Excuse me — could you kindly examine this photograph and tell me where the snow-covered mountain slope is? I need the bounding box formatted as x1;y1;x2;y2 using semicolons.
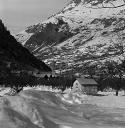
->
16;0;125;73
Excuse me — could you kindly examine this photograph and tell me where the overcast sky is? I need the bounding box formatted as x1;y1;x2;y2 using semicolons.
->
0;0;69;34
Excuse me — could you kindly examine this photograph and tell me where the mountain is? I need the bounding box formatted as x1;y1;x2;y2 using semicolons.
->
16;0;125;74
0;20;51;79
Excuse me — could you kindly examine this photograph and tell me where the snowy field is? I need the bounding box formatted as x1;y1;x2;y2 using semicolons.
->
0;86;125;128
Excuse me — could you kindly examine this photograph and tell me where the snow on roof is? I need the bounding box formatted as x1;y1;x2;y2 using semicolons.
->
76;78;98;85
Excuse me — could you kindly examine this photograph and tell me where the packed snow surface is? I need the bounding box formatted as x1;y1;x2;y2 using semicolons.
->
1;87;125;128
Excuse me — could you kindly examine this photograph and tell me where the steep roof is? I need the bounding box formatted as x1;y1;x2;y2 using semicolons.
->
76;78;98;86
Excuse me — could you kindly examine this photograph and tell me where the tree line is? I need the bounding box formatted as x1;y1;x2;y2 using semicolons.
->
0;71;75;91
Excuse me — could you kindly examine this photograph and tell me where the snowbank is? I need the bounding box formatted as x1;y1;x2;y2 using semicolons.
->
0;90;67;128
57;92;87;104
23;85;62;93
1;90;125;128
0;87;10;96
1;87;125;108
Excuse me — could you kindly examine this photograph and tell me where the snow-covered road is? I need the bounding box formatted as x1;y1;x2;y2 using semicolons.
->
0;89;125;128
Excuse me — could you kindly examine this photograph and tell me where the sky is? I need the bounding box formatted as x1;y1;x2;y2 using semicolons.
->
0;0;69;34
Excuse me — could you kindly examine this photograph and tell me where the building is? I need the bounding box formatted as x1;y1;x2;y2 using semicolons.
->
72;78;98;95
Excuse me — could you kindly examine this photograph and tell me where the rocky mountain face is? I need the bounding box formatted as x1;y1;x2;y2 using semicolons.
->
0;20;51;79
16;0;125;74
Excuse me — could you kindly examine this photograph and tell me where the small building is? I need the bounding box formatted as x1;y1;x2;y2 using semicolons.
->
72;78;98;95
